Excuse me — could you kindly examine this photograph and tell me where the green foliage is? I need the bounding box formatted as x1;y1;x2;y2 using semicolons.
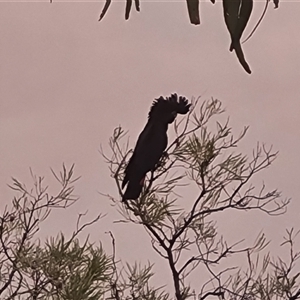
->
0;165;172;300
1;98;300;300
0;165;112;300
102;97;299;300
17;234;113;300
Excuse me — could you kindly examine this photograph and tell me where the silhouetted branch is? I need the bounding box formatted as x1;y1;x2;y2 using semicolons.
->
103;97;294;300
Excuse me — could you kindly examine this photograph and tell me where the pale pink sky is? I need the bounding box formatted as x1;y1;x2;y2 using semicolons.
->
0;0;300;290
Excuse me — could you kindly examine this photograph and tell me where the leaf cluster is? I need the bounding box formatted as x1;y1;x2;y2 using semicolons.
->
0;165;111;300
97;0;280;73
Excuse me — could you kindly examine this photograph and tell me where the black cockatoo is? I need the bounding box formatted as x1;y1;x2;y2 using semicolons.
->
122;94;191;201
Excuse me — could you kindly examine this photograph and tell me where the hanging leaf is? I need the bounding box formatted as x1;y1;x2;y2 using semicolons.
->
125;0;133;19
98;0;278;72
186;0;200;25
99;0;112;21
232;43;252;74
223;0;239;46
223;0;253;73
230;0;253;51
135;0;140;11
99;0;140;21
242;0;269;45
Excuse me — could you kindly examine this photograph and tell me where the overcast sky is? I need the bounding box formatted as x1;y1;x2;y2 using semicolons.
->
0;0;300;292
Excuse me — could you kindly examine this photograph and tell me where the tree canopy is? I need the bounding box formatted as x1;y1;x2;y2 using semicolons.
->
1;99;299;299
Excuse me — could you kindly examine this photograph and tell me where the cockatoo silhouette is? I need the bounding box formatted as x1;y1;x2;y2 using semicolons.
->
122;94;191;201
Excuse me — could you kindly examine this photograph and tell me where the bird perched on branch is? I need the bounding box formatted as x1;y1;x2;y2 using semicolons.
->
122;94;191;201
